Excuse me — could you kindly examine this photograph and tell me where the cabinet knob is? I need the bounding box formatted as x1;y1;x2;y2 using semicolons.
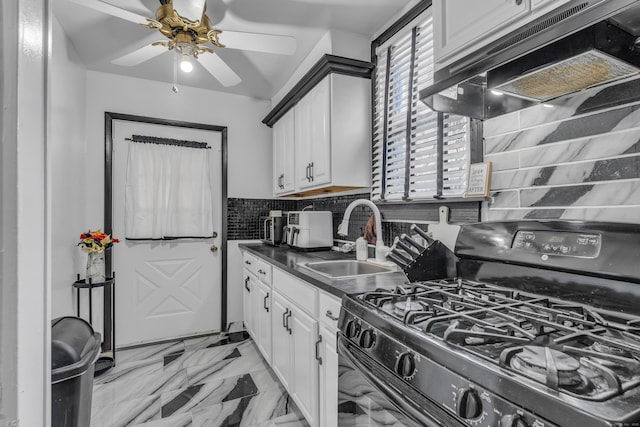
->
515;0;523;4
210;245;218;252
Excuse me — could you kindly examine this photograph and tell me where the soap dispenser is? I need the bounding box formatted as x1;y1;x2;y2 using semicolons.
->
356;228;368;261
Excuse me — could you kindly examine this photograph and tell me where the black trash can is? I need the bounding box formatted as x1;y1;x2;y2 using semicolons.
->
51;316;102;427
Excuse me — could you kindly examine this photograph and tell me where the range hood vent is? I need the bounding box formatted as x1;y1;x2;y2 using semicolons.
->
492;50;640;102
420;0;640;120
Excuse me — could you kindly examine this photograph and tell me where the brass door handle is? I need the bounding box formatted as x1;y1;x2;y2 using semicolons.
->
210;245;218;252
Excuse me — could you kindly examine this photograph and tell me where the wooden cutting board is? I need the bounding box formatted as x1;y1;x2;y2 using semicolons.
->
427;206;461;252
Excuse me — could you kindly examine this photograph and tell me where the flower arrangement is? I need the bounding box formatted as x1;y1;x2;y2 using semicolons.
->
78;229;120;253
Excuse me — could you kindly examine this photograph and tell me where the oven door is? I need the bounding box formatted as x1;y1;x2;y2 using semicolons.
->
338;334;464;427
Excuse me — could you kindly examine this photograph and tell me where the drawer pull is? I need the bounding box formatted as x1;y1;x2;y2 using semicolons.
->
286;311;293;334
325;310;339;321
244;277;250;292
283;308;289;329
264;292;269;312
245;260;252;265
258;269;266;275
315;335;323;365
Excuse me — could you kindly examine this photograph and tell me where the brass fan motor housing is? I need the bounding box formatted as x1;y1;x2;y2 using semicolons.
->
143;0;224;54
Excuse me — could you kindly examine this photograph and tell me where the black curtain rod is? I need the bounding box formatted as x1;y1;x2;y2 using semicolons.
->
126;134;210;149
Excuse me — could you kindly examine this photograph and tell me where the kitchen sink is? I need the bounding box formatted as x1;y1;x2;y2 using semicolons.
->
298;260;395;278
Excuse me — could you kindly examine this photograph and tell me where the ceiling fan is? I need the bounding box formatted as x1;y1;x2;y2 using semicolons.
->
65;0;297;87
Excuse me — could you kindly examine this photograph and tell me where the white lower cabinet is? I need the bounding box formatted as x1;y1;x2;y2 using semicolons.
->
242;254;342;427
242;271;256;337
318;323;338;427
243;256;272;364
271;287;319;427
290;304;319;426
272;292;292;391
255;280;272;364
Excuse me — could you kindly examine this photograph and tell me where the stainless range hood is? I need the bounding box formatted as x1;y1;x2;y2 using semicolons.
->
420;0;640;120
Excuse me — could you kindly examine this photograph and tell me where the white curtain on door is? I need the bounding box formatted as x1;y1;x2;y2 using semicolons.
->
125;141;214;239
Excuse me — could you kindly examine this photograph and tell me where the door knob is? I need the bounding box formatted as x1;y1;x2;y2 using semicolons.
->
210;245;218;252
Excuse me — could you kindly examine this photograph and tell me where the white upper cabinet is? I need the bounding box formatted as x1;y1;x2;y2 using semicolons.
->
433;0;572;68
273;108;295;195
272;73;371;197
295;76;332;190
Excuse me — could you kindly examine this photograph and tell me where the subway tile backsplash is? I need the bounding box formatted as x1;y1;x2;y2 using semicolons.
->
483;77;640;224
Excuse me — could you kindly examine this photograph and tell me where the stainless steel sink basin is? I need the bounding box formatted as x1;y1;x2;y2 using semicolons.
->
299;260;394;278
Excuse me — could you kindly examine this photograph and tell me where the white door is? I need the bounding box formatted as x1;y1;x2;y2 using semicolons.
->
112;120;223;347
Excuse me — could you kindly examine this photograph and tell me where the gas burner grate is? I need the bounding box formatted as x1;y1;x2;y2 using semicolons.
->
357;278;640;399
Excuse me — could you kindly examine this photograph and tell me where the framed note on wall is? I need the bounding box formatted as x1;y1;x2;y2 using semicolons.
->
466;162;492;198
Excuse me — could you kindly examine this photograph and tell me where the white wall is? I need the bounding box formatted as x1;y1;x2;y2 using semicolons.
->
83;71;273;227
272;29;370;106
50;16;88;319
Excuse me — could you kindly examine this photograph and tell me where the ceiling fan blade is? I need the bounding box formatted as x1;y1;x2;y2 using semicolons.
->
217;30;296;55
64;0;149;24
173;0;207;22
198;53;242;87
112;43;166;66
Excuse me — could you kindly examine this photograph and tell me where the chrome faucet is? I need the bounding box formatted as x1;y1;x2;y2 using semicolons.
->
337;199;389;262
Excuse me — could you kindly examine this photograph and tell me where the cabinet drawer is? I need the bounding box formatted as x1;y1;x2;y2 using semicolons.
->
318;291;341;330
273;268;317;316
243;252;257;275
256;260;272;285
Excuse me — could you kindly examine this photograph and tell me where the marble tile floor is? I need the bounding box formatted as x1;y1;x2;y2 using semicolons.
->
91;326;309;427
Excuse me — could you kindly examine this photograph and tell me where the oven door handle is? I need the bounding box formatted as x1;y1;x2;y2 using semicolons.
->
338;336;446;427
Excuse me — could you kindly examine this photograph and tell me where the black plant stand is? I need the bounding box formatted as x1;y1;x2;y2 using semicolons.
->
73;272;116;377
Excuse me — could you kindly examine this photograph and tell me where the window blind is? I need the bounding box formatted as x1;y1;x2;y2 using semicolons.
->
372;9;471;201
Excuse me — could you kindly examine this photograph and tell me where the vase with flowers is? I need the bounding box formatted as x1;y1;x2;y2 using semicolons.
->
78;230;119;283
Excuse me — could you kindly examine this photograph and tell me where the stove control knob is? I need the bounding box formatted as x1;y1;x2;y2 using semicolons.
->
359;329;376;349
500;414;528;427
345;320;361;339
456;388;482;419
395;352;415;377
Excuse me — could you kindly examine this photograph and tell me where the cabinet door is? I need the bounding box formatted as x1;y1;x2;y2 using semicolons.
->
307;76;331;188
434;0;530;63
271;292;292;390
242;271;254;337
291;306;319;427
294;91;313;190
273;109;295;195
256;281;272;363
318;324;338;427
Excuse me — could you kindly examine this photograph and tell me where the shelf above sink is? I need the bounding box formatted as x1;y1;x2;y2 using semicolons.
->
298;260;395;279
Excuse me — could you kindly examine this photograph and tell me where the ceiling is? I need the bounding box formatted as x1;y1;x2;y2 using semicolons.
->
53;0;415;100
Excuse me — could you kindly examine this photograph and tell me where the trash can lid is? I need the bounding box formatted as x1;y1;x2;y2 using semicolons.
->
51;317;101;383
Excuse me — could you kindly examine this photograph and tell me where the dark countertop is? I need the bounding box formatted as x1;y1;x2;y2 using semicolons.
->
239;243;409;299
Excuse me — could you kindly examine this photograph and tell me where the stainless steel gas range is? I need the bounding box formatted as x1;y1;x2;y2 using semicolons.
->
337;220;640;427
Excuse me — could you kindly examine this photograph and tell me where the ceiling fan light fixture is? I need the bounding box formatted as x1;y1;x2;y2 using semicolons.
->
180;53;193;73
